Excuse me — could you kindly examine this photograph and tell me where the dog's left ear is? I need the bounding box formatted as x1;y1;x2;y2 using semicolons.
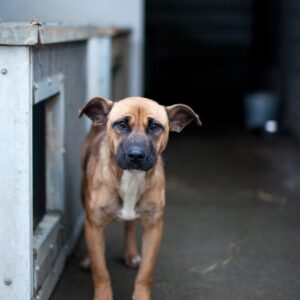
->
78;96;113;126
166;104;202;132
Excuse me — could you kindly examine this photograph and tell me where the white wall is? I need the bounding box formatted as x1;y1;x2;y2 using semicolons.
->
0;0;144;97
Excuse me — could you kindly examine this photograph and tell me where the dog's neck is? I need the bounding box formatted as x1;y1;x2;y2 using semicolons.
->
118;170;146;220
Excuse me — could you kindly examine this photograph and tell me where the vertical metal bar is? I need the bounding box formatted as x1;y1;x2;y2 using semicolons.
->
99;36;113;99
0;46;33;299
45;81;65;213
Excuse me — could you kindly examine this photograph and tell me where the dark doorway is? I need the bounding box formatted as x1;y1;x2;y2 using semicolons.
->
145;0;282;132
33;100;47;229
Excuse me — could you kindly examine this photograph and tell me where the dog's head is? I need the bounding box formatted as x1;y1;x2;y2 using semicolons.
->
79;97;201;171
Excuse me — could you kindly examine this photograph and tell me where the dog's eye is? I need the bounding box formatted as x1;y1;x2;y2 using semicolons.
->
149;123;159;131
118;120;127;129
113;119;130;133
148;121;163;135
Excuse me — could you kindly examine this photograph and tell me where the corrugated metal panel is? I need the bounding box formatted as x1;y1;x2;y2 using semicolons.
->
32;42;87;239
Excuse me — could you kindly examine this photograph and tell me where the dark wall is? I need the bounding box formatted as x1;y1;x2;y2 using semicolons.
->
145;0;255;129
253;0;282;92
282;0;300;138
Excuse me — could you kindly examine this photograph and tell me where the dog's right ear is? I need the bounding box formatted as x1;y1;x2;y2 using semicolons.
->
78;97;113;126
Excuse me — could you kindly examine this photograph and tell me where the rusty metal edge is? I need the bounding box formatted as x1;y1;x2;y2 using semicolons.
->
0;23;131;46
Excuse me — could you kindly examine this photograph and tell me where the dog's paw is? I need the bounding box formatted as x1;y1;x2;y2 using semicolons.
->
79;256;91;271
124;254;141;269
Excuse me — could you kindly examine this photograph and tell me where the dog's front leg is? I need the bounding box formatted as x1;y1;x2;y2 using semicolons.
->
85;219;113;300
133;218;163;300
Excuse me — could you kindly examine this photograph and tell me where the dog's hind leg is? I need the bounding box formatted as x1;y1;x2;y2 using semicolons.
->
124;221;141;269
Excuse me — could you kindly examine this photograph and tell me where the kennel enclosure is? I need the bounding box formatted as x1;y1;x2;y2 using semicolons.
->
0;23;130;300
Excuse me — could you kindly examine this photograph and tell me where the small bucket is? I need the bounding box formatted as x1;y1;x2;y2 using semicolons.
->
244;91;279;131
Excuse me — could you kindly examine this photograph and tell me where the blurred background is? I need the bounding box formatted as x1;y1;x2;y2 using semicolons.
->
1;0;300;299
2;0;300;134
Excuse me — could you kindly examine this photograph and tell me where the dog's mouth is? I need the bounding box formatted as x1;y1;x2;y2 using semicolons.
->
116;151;157;171
116;140;157;171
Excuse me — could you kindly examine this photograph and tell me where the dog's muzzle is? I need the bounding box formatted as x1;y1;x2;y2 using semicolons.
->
116;137;157;171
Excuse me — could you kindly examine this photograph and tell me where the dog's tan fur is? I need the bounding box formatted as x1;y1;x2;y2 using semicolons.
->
79;97;200;300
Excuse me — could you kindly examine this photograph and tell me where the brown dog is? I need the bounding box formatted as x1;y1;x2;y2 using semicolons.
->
79;97;201;300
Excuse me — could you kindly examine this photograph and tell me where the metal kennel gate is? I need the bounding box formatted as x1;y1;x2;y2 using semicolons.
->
0;23;92;300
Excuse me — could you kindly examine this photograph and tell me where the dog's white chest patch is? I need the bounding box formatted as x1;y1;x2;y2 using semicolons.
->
118;170;146;221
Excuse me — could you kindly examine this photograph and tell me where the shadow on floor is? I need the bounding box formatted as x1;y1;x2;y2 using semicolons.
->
51;133;300;300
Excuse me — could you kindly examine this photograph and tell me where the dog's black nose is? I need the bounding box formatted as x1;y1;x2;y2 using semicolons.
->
127;147;145;162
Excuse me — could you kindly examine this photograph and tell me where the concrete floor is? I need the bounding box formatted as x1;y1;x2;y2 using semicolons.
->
51;134;300;300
